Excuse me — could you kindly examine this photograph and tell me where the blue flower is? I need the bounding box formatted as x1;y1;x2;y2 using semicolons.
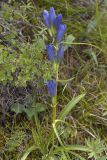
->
54;14;62;29
47;80;56;97
56;24;66;42
43;10;50;28
43;8;56;28
57;44;64;62
46;44;55;61
49;7;56;26
43;8;62;29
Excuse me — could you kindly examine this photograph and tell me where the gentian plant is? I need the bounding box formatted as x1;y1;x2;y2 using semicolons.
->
43;7;66;143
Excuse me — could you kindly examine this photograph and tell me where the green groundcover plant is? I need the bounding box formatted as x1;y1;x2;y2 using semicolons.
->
0;2;53;87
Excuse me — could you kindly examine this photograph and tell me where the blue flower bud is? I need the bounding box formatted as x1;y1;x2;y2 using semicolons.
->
47;80;56;97
49;7;56;26
57;44;64;62
56;24;66;42
43;10;50;28
46;44;55;61
54;14;62;29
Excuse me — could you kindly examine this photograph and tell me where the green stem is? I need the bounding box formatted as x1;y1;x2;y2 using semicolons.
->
52;96;57;124
96;0;99;17
52;63;59;146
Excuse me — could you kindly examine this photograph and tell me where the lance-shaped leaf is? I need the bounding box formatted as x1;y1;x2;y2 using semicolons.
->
58;94;85;120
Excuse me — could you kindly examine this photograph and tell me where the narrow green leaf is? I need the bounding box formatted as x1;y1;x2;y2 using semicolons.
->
54;145;90;153
21;145;36;160
58;94;85;120
90;50;98;66
32;128;39;147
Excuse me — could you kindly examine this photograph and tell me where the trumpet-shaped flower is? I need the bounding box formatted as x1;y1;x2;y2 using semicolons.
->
57;44;64;62
43;10;50;28
54;14;62;29
47;80;56;97
46;44;55;61
43;8;56;28
43;7;63;30
56;24;66;42
49;7;56;26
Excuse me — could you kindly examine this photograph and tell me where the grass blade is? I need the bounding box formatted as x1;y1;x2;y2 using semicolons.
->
58;94;85;120
21;145;36;160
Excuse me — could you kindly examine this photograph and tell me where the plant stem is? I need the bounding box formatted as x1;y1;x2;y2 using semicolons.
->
52;63;59;146
52;96;57;124
96;0;99;17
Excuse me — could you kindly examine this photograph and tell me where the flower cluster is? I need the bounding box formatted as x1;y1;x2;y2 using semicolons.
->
43;8;66;42
43;7;66;97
